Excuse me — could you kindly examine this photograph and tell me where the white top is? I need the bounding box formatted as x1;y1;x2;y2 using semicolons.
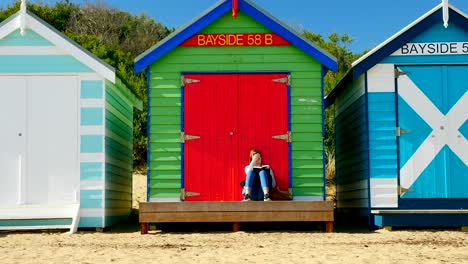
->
244;160;277;188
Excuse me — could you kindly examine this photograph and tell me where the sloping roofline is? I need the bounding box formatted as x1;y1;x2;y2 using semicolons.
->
0;10;115;82
325;3;467;107
134;0;337;73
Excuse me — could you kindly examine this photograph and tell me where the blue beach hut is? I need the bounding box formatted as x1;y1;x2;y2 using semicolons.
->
326;3;467;228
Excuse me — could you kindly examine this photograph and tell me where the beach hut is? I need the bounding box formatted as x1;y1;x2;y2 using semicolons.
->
326;2;467;229
0;3;142;233
135;0;337;232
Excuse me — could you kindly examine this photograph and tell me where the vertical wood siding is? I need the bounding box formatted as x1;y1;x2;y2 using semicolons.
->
148;12;324;199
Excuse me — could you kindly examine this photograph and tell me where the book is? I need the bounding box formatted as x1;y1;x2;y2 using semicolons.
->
253;165;270;172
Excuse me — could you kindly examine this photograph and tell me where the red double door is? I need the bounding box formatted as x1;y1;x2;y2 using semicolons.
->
183;73;289;201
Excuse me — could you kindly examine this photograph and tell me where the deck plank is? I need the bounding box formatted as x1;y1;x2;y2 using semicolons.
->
139;201;333;212
140;211;334;222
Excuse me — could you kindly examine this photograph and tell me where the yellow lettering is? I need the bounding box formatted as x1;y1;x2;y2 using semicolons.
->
228;34;237;46
247;34;254;45
254;34;261;45
218;34;226;46
198;35;206;46
211;34;219;45
205;34;214;46
265;34;273;45
236;34;244;46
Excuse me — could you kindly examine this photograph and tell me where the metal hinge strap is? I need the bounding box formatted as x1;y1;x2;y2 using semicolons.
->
180;132;201;143
272;75;291;85
394;69;410;79
398;186;413;196
396;127;412;137
272;131;292;143
181;76;201;86
180;188;201;200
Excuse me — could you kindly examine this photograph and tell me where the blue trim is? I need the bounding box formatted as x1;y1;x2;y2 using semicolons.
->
135;0;337;73
181;77;185;191
398;199;468;209
145;67;151;202
321;66;326;200
0;219;72;227
374;213;468;227
80;135;103;153
81;80;104;99
364;71;375;230
287;74;292;190
238;0;337;72
134;0;231;73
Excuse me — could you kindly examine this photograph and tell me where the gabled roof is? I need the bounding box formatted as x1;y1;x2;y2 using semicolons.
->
134;0;337;73
325;4;467;107
0;10;115;82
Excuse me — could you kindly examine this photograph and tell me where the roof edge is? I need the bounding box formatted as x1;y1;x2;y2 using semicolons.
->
352;4;466;67
25;11;116;82
134;0;338;73
325;3;468;106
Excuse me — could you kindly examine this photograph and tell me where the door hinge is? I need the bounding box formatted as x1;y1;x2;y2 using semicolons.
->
180;188;201;200
272;131;292;143
272;75;291;85
181;76;201;86
398;185;413;196
180;132;201;143
394;69;410;79
396;127;412;137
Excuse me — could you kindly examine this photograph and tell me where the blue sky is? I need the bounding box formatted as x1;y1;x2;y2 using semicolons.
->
1;0;467;53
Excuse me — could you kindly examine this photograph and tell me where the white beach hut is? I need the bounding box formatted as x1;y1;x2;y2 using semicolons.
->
0;2;142;233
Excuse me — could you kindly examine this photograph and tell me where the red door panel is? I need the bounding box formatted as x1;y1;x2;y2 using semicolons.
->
237;74;289;195
184;73;288;201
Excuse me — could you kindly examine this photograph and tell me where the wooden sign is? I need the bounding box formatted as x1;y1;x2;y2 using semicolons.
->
180;33;290;47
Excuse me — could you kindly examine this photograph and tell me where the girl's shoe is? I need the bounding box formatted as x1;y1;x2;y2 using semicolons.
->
242;193;251;201
264;193;271;201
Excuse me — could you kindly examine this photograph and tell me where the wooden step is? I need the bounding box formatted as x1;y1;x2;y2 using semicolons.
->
0;204;80;233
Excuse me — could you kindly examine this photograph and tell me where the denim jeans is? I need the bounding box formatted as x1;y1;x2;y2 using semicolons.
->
245;169;269;201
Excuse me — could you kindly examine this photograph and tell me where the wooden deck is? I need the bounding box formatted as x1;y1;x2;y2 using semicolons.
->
139;201;334;234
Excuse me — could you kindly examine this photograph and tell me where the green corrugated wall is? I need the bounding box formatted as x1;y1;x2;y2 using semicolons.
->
148;11;324;199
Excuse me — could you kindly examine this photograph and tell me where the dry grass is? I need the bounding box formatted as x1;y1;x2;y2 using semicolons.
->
325;148;336;203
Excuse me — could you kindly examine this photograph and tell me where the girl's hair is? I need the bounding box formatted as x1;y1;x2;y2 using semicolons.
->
249;149;260;162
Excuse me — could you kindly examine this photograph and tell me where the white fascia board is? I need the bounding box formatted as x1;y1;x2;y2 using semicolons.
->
25;14;115;82
0;15;20;40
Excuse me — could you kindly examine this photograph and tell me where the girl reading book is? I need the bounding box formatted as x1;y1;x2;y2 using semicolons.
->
242;149;276;201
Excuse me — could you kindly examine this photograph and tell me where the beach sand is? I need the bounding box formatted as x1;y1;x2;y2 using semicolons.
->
1;173;467;264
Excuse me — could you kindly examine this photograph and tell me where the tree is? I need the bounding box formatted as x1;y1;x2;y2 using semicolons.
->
0;0;171;169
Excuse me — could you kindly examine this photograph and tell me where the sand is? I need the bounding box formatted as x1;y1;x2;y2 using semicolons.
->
1;173;467;264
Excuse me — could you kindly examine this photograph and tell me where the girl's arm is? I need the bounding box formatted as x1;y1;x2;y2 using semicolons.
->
244;160;256;175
